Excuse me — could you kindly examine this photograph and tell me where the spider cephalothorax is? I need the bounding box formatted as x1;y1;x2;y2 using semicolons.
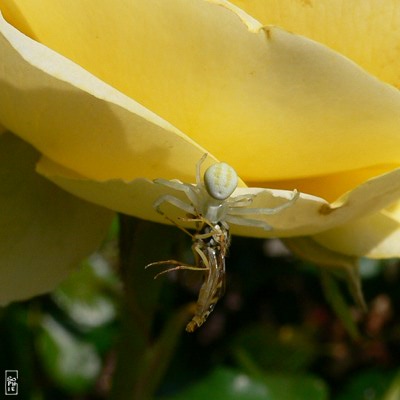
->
153;153;299;230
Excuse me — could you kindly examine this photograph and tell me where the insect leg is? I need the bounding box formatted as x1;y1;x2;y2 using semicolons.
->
153;195;198;237
192;241;210;269
146;259;208;279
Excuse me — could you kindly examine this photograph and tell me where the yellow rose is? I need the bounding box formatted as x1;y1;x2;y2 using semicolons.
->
1;0;400;302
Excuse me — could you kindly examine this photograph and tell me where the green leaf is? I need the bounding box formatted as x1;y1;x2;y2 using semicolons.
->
36;315;101;393
164;367;328;400
232;324;318;373
0;132;113;304
336;369;397;400
321;270;360;340
382;370;400;400
283;237;358;270
51;255;119;329
284;236;366;309
110;218;192;400
134;303;194;399
284;236;364;338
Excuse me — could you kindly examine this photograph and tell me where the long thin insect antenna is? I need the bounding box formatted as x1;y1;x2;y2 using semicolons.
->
145;259;191;269
155;206;195;238
180;216;227;242
148;263;209;279
178;215;208;230
179;214;219;234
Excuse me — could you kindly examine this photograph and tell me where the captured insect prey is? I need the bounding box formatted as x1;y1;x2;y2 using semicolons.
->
146;153;299;332
185;223;229;332
147;219;229;332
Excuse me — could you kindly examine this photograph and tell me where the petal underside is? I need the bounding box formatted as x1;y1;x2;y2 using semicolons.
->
37;156;400;247
312;209;400;258
0;9;215;183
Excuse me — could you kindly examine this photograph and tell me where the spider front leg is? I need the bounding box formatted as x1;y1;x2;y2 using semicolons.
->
152;194;198;237
225;190;299;231
153;177;197;210
154;178;201;208
154;194;196;218
225;215;274;231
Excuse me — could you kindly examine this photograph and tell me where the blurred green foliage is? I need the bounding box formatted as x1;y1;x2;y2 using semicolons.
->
1;216;400;399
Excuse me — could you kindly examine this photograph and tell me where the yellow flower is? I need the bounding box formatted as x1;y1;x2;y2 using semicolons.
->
1;1;400;302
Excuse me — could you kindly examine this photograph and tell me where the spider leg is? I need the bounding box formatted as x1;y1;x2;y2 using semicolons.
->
153;195;197;236
196;153;208;186
154;195;196;216
225;214;273;231
154;178;195;195
228;194;256;207
154;178;201;210
228;190;299;216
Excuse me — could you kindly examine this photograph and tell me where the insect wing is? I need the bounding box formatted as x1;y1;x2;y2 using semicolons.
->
214;245;226;298
203;245;226;310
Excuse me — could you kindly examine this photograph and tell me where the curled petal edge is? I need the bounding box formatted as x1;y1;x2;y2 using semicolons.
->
37;158;400;241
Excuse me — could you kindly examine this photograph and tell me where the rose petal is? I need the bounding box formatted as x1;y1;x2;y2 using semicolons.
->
283;236;367;311
0;10;213;182
312;209;400;258
37;156;400;241
231;0;400;88
283;236;357;269
0;133;113;305
248;164;399;203
2;1;400;190
36;155;321;237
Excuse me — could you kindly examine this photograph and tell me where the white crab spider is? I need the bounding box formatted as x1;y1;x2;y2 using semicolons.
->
148;154;298;331
153;154;299;230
